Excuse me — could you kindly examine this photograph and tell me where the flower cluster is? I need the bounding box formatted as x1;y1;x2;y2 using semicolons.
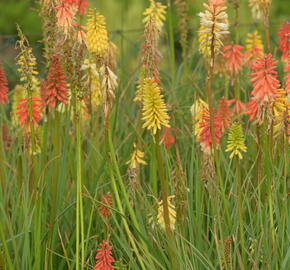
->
250;54;279;105
244;31;264;66
157;195;176;231
0;62;9;105
42;54;69;108
223;45;244;75
278;22;290;59
86;9;109;57
226;122;247;159
94;240;114;270
98;194;113;221
143;0;167;31
198;0;229;58
141;78;170;135
126;143;147;169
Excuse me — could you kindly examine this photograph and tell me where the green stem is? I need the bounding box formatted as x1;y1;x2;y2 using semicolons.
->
76;102;84;270
236;157;245;262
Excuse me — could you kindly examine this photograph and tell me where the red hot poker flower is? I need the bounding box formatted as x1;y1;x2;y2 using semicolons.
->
0;61;9;105
278;22;290;59
98;194;113;220
94;240;115;270
285;55;290;94
161;127;175;149
250;54;280;105
199;108;223;153
247;98;263;125
217;97;231;132
232;99;246;115
16;97;42;130
42;55;68;108
223;45;244;75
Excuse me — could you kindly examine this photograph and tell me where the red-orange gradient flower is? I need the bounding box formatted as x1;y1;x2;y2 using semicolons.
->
16;97;42;129
199;108;223;152
98;194;113;220
55;2;76;34
285;55;290;94
247;98;258;122
0;61;9;105
278;22;290;59
162;127;175;149
42;55;68;108
94;240;115;270
250;54;280;104
223;44;244;75
217;97;231;132
232;99;246;115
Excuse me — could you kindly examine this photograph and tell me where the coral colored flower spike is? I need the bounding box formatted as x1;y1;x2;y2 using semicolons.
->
42;55;69;108
94;241;115;270
0;61;9;105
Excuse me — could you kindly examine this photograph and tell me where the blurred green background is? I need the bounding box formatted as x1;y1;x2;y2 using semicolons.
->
0;0;289;86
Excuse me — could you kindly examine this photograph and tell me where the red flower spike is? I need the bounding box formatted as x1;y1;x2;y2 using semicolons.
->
98;194;113;220
217;97;231;132
42;55;68;108
94;240;115;270
247;98;263;124
77;0;88;15
16;97;42;130
278;22;290;59
232;100;246;115
285;55;290;94
0;61;9;105
250;54;280;104
223;45;244;75
199;108;223;152
161;127;175;149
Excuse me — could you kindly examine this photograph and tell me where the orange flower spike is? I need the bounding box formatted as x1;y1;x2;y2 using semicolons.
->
247;98;262;124
217;97;231;132
224;45;244;75
278;22;290;59
232;100;246;115
161;127;175;149
98;194;113;220
42;55;69;108
285;55;290;94
55;2;76;35
199;108;222;152
94;240;115;270
0;61;9;105
250;54;280;104
16;97;42;130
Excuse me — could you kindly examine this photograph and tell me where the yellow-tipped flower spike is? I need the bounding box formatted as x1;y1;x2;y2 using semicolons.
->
141;78;170;135
190;98;209;139
248;0;263;20
157;195;176;231
198;0;229;58
143;0;167;31
86;9;109;57
245;31;264;52
226;122;247;160
272;88;288;136
81;59;102;109
126;143;147;169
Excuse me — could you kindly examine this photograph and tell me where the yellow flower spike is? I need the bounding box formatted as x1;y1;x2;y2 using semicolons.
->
81;59;102;109
245;31;264;52
143;0;167;31
272;88;288;136
86;9;109;57
226;122;247;160
141;78;170;135
157;195;176;231
126;143;147;169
